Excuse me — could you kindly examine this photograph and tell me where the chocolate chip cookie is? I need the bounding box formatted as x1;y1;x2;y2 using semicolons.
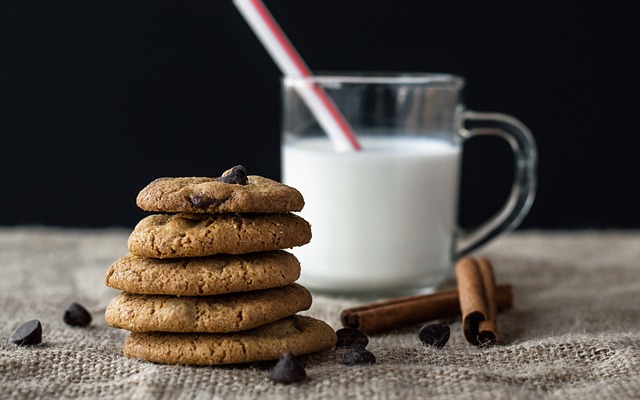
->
105;251;300;296
123;315;337;365
128;213;312;258
136;174;304;214
105;284;312;333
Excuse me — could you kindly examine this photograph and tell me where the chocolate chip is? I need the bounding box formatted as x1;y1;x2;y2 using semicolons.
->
418;323;450;347
340;347;376;365
335;328;369;348
268;352;306;384
188;193;223;209
216;165;248;185
63;302;92;327
11;319;42;345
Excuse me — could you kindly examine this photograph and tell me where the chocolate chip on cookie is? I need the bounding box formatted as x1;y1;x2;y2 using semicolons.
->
216;165;248;185
188;193;224;209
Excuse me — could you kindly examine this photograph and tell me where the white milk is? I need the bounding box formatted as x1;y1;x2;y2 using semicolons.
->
282;135;462;293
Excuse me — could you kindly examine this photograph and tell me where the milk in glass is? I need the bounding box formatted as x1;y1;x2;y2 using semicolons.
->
282;135;461;292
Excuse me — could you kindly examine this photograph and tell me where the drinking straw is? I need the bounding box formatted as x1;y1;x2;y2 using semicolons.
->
233;0;362;152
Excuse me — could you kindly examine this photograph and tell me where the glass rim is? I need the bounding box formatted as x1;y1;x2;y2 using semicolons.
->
283;72;465;87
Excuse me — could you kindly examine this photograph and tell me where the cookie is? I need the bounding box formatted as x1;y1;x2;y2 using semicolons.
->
136;175;304;214
128;213;312;258
123;315;337;365
105;251;301;296
105;283;312;333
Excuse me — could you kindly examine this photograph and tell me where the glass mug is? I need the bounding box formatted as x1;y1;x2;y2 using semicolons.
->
281;73;536;294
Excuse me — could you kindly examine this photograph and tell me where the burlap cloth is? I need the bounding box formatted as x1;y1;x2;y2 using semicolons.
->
1;227;639;399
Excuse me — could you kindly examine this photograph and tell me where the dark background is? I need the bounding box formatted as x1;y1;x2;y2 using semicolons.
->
1;1;638;229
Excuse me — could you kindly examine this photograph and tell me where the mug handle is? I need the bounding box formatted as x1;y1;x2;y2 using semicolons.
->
455;110;538;257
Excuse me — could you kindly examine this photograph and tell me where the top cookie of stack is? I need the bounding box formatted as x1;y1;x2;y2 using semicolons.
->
136;165;305;215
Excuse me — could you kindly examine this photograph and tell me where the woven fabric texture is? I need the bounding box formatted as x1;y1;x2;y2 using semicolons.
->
1;228;639;399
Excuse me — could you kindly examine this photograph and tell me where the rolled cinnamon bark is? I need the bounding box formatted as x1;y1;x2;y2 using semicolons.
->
340;284;513;334
477;257;499;344
455;256;500;345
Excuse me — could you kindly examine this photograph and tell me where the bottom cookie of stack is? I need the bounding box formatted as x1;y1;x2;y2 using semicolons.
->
123;315;337;365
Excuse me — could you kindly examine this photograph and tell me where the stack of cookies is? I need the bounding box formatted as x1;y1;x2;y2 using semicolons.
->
104;166;337;365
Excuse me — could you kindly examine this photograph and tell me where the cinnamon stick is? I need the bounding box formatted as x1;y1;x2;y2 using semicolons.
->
477;257;499;344
340;283;513;334
455;256;500;345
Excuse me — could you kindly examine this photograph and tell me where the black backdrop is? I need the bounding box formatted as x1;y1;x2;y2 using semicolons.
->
1;1;638;229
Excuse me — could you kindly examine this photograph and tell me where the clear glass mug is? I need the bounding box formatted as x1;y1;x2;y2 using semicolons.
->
281;73;536;294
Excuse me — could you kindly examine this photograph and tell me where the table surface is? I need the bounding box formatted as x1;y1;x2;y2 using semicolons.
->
1;227;639;400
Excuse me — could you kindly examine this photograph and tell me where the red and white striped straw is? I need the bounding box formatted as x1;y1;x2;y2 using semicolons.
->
233;0;362;152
